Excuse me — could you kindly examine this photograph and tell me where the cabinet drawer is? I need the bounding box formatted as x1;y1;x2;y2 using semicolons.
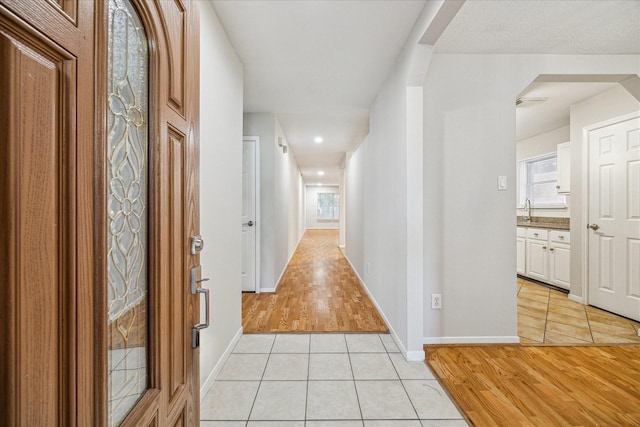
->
550;230;570;244
527;228;548;240
517;227;526;237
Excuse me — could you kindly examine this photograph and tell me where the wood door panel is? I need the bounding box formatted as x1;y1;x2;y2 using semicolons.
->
48;0;78;23
155;0;186;115
168;128;187;406
0;22;76;427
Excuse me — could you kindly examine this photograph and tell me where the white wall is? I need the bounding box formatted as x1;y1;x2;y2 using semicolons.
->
244;113;304;291
345;149;365;275
199;2;244;391
305;185;340;229
343;2;445;360
516;125;570;218
422;54;639;344
568;85;640;300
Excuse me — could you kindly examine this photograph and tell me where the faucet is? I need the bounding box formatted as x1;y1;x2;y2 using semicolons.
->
524;198;532;223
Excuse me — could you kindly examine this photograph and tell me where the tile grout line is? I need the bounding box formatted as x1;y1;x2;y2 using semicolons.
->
304;334;311;427
346;334;365;423
244;334;276;424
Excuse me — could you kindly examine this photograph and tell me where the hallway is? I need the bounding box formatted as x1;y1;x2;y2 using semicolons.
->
242;230;388;333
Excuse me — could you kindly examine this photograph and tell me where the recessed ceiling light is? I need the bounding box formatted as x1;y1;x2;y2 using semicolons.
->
317;183;322;186
317;171;325;176
314;136;323;143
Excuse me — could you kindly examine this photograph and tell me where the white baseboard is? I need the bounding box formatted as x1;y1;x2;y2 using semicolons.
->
305;226;339;230
342;254;423;361
200;326;243;402
568;293;584;304
423;335;521;345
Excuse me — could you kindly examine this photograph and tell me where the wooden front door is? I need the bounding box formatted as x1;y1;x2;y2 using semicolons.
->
0;0;201;425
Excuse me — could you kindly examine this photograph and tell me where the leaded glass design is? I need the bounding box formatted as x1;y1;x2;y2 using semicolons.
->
107;0;149;425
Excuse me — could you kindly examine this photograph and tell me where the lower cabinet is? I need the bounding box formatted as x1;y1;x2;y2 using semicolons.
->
518;227;570;290
516;228;526;275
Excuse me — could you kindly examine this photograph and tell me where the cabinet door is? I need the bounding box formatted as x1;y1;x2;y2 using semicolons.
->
526;239;548;281
516;237;526;275
556;142;571;194
550;243;571;289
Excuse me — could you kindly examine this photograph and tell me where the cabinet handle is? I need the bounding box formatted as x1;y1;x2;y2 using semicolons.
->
550;247;554;251
533;233;539;237
556;185;560;189
542;246;547;250
559;235;564;239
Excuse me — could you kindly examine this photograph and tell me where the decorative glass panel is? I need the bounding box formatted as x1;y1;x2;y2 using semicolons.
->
106;0;149;425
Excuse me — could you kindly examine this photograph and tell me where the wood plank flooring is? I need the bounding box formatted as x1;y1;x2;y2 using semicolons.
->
425;345;640;426
242;229;389;333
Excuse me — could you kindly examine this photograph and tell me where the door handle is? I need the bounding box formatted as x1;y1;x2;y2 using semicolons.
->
588;224;600;231
190;266;210;348
243;220;254;227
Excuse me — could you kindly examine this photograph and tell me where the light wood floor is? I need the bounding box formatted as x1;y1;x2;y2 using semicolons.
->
242;229;389;333
518;278;640;345
425;345;640;426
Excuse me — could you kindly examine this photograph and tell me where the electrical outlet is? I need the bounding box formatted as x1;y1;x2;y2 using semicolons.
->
431;293;442;309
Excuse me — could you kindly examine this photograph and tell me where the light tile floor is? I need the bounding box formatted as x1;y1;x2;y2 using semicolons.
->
517;278;640;344
201;334;468;427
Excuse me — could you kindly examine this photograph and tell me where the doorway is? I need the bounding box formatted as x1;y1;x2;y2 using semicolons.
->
515;75;640;343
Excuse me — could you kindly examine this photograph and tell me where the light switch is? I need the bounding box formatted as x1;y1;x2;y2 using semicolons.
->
498;176;507;191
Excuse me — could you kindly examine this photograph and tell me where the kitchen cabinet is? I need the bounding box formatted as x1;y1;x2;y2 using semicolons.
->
516;228;526;275
548;230;571;289
518;227;570;290
526;228;549;282
556;142;570;194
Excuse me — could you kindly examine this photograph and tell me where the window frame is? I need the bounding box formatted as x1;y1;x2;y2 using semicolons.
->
316;192;340;222
518;152;567;209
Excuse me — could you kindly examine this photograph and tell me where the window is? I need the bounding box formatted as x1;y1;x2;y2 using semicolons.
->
317;193;339;221
519;153;566;208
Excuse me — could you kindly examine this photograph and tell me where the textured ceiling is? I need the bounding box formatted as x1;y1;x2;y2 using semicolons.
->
434;0;640;54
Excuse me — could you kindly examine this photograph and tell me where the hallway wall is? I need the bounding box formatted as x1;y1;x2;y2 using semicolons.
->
244;113;305;292
199;3;244;390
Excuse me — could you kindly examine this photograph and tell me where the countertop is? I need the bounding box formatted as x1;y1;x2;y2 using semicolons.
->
516;216;570;231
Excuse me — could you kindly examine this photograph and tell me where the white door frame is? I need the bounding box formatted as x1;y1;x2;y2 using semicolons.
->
581;111;640;306
243;136;261;293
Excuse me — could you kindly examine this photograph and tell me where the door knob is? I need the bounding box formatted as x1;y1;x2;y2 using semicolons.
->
588;224;600;231
243;220;254;227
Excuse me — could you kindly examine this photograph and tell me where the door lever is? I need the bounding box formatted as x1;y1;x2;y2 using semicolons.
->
190;266;210;348
588;224;600;231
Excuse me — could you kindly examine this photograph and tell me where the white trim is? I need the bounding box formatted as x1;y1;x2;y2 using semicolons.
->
343;253;424;361
580;112;640;306
199;326;243;402
338;244;345;249
305;226;339;230
423;336;521;345
568;293;584;304
243;136;261;293
262;230;304;293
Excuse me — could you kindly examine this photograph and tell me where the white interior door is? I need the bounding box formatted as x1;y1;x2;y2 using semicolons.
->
588;115;640;321
242;137;258;292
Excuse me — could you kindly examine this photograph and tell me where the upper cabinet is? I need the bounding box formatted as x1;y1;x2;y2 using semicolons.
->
556;142;571;194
